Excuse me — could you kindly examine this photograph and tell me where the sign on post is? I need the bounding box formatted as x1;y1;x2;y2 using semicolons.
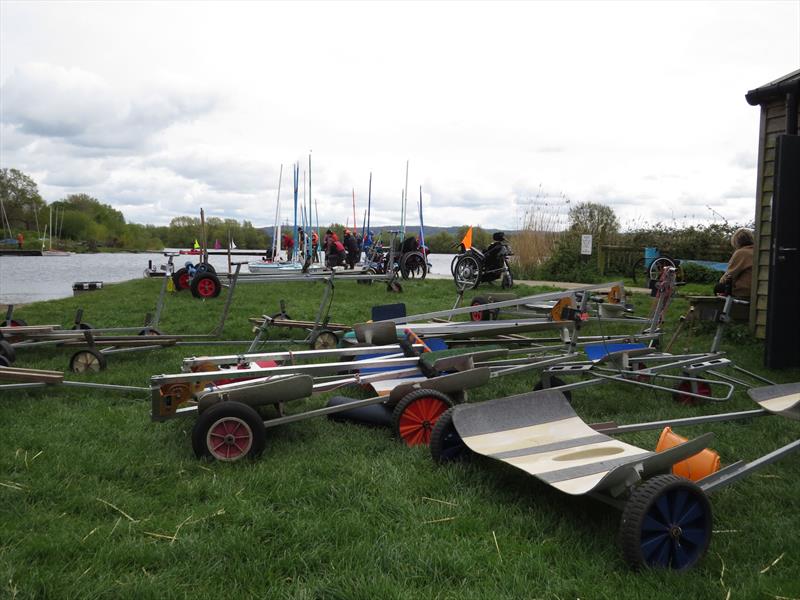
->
580;234;593;256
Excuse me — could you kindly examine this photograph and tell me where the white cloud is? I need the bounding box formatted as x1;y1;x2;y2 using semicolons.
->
0;2;797;231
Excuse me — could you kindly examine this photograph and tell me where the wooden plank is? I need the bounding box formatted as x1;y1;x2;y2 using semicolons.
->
0;325;61;334
766;115;790;134
756;312;767;326
764;148;776;162
757;280;770;295
756;296;769;310
0;366;64;383
755;325;766;339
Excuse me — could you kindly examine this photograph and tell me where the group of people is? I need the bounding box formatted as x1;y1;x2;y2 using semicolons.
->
322;228;361;269
272;227;363;269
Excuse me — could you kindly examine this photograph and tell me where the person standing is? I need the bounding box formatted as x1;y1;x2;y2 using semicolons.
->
16;232;24;249
343;228;359;269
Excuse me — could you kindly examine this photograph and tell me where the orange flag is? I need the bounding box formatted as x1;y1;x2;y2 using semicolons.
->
460;226;473;250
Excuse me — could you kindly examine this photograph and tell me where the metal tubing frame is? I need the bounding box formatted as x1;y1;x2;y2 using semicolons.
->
181;343;427;371
379;282;627;325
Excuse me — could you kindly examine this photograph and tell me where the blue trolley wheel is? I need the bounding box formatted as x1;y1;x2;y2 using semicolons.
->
619;474;712;571
429;407;471;463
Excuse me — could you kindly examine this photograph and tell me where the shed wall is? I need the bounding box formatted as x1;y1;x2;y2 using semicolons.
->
751;97;800;338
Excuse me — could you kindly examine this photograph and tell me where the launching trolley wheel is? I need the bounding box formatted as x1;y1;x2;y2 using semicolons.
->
172;267;191;291
400;251;427;280
0;318;27;327
138;328;163;336
357;267;376;285
534;376;572;402
0;340;16;364
392;389;454;447
69;348;107;373
191;272;222;299
454;255;481;290
0;355;10;368
470;297;490;322
673;379;712;406
195;262;215;274
192;401;266;462
387;280;403;293
631;361;651;383
430;407;471;463
71;322;94;331
619;474;712;571
310;330;338;350
0;318;27;343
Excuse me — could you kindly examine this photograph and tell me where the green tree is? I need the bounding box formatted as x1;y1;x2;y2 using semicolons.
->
568;202;619;241
427;231;455;253
0;168;46;233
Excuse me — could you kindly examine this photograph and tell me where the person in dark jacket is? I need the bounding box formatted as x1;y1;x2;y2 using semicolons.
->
343;229;359;269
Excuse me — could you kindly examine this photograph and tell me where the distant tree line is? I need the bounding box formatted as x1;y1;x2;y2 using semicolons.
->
0;168;268;251
1;168;500;253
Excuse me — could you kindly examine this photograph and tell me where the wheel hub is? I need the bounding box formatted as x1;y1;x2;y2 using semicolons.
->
669;525;683;539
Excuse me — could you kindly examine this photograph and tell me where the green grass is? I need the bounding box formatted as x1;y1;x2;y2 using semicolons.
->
1;278;799;599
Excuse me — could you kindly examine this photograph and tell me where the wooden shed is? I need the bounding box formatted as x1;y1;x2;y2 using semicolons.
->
744;69;800;339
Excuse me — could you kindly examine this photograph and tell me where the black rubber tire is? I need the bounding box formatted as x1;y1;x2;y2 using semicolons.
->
470;298;490;322
392;388;454;447
196;262;216;274
310;330;338;350
0;318;27;327
387;281;403;293
533;376;572;402
191;401;266;461
454;255;482;290
0;340;15;364
430;407;472;463
649;256;678;282
190;272;222;299
631;257;647;284
357;267;376;285
172;267;190;291
400;251;427;280
501;270;514;289
71;322;94;331
0;355;10;368
619;474;712;571
69;348;107;373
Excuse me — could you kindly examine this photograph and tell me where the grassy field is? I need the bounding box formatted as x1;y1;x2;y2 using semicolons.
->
1;276;799;599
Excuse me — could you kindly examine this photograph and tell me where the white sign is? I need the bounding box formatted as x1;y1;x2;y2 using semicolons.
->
580;234;593;255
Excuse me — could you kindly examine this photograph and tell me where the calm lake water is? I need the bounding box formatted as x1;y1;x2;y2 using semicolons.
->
0;251;455;305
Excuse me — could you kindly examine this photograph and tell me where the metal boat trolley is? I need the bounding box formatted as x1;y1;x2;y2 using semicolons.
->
429;382;800;570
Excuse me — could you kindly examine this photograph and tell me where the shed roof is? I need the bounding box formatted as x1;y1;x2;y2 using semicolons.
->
746;68;800;105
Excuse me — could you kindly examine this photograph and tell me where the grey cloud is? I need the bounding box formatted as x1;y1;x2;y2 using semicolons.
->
152;153;279;194
1;63;219;152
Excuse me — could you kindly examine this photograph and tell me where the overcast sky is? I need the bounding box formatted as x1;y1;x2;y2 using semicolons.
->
1;1;798;231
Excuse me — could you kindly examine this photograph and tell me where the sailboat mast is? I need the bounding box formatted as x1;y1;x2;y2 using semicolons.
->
352;189;357;235
366;172;372;243
293;163;299;263
273;164;283;259
419;186;426;251
402;160;409;240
